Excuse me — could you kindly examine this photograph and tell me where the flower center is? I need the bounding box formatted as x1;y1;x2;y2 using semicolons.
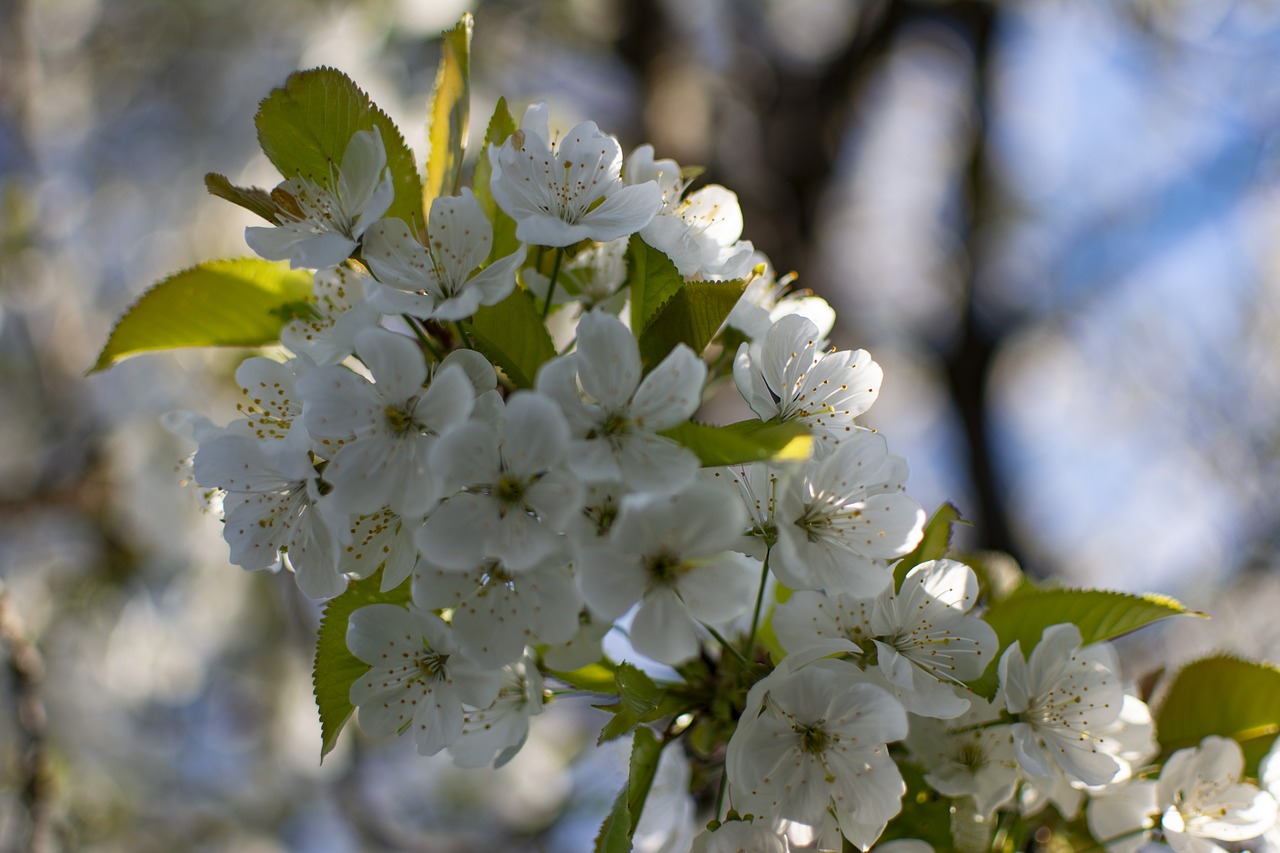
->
496;474;527;506
645;551;685;585
384;404;416;435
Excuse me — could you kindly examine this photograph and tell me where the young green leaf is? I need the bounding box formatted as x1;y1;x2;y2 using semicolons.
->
204;173;280;223
967;587;1197;699
472;98;520;264
893;503;967;587
660;419;812;467
312;570;412;760
1155;655;1280;775
423;13;473;205
545;660;617;694
615;662;664;716
637;279;746;371
461;285;552;389
626;235;685;334
90;258;313;372
593;727;666;853
255;67;423;229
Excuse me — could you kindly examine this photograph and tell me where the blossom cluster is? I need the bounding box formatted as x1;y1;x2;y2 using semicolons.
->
168;63;1280;853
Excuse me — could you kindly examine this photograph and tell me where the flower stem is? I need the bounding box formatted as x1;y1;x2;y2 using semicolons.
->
742;547;772;660
541;247;564;320
714;770;729;821
403;315;444;361
453;321;474;350
705;625;749;666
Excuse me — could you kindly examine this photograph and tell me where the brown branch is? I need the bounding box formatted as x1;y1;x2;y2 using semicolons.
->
0;589;56;853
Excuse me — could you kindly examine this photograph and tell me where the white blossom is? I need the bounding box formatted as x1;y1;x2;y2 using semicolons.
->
298;329;474;518
998;623;1126;787
772;431;926;597
577;481;757;665
488;103;662;247
413;552;582;669
246;126;394;270
280;265;380;365
537;309;705;493
362;188;525;321
733;314;881;447
904;692;1020;816
347;603;501;756
191;433;342;599
418;392;582;572
337;506;420;591
691;820;790;853
726;657;908;851
449;652;544;769
1157;735;1278;853
626;144;754;280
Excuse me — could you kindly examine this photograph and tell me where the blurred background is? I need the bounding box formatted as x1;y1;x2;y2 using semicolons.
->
3;0;1280;849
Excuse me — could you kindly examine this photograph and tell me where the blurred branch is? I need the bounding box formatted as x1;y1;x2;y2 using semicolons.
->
0;589;56;853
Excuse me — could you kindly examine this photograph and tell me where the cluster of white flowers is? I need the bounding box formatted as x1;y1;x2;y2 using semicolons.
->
183;93;1280;853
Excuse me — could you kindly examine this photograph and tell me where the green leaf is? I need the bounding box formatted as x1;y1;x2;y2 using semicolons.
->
1155;655;1280;775
615;662;664;716
255;67;423;229
893;503;967;587
204;173;280;223
423;13;472;204
594;727;666;852
461;285;551;389
313;570;412;760
968;588;1197;699
659;419;813;467
473;98;520;264
546;660;617;694
91;258;313;372
638;278;745;371
626;235;686;334
958;549;1028;606
879;761;953;850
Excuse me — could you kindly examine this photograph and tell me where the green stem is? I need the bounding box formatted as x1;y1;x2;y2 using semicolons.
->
541;248;564;320
453;321;474;350
742;547;772;660
714;770;729;821
402;315;443;361
705;625;749;666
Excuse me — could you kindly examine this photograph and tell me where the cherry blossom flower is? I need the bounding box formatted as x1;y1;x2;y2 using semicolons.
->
726;657;908;851
537;309;705;493
418;392;582;572
347;603;500;756
362;188;525;321
246;127;394;270
691;820;790;853
297;328;474;518
1157;735;1278;853
191;433;342;599
774;560;996;718
577;481;757;665
772;431;926;597
625;144;754;280
448;652;544;769
487;103;662;247
227;355;310;444
280;265;380;365
998;623;1126;787
337;506;419;591
904;692;1020;816
413;552;582;669
733;314;882;447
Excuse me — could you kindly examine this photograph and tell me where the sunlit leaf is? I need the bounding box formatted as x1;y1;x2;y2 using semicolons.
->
638;278;746;371
473;97;520;264
660;419;812;467
627;234;685;334
90;258;312;372
1155;655;1280;775
313;570;412;760
893;502;967;587
255;67;423;228
968;588;1197;699
461;284;550;389
423;13;472;204
546;660;617;694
